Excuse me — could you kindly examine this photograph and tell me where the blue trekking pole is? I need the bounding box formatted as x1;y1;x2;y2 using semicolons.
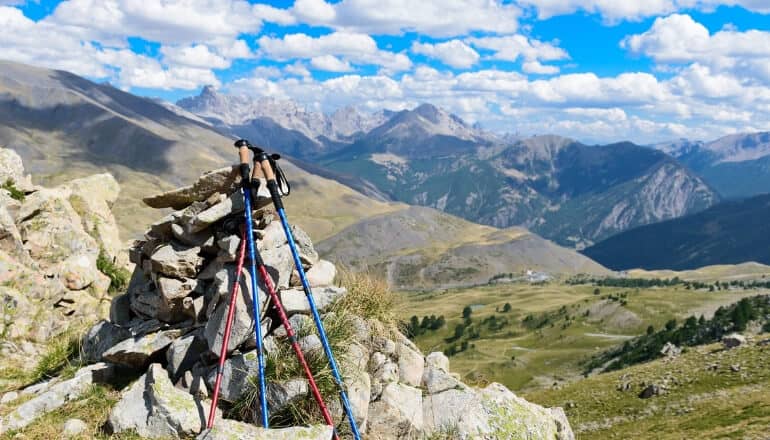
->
243;140;362;440
235;140;269;427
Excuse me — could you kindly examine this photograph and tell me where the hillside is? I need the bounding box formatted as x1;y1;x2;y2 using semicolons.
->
400;278;763;392
317;205;609;289
0;60;399;241
527;334;770;438
583;193;770;270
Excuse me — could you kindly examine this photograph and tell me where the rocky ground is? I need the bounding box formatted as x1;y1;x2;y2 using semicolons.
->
0;147;125;372
0;150;574;439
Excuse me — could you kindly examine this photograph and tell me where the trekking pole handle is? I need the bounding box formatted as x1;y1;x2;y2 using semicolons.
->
258;153;276;181
234;139;251;182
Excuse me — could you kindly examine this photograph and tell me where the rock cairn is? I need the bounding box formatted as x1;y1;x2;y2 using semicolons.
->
2;162;575;439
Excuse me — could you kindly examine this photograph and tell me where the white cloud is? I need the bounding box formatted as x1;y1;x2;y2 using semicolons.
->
519;0;677;22
282;0;520;37
411;40;479;69
49;0;264;44
624;14;770;64
311;55;354;72
467;35;569;63
522;60;560;74
161;44;231;69
258;32;411;72
565;107;628;122
284;62;311;78
0;4;224;90
519;0;770;22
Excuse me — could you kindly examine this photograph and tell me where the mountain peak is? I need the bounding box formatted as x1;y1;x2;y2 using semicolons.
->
413;103;441;122
200;84;219;97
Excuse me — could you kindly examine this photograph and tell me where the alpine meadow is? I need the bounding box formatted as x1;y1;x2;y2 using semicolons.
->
1;1;770;440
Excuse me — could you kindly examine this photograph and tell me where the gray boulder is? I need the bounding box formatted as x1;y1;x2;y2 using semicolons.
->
142;166;240;210
0;363;114;434
150;243;204;278
102;329;182;368
723;333;747;349
367;382;423;439
422;367;463;395
267;379;308;414
204;265;267;355
396;342;424;387
109;364;209;438
82;320;132;363
166;332;207;381
305;260;336;287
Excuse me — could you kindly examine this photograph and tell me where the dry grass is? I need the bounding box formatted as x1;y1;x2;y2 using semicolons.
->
231;306;356;431
334;267;401;338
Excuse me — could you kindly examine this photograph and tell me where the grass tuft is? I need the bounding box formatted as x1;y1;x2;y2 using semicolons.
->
28;325;87;385
1;178;25;202
97;248;130;294
231;308;356;431
335;267;401;338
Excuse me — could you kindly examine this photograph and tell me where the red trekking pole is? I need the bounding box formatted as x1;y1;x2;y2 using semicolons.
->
207;227;248;428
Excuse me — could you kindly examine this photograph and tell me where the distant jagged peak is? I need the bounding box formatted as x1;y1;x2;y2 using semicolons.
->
703;131;770;163
653;131;770;164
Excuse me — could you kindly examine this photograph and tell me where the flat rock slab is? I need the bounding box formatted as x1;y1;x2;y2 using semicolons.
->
0;363;114;434
197;421;333;440
82;320;132;363
143;166;240;210
102;329;182;368
279;286;346;315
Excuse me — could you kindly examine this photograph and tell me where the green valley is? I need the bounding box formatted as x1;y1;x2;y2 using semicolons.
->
401;278;763;390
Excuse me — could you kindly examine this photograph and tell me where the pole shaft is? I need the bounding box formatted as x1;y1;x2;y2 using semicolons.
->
275;207;362;440
207;227;248;428
254;259;338;438
243;186;269;427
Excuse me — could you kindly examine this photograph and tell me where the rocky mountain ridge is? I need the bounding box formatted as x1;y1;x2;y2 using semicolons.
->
177;87;720;248
653;132;770;199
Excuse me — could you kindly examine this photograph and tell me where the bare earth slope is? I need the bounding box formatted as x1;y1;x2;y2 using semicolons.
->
318;205;609;289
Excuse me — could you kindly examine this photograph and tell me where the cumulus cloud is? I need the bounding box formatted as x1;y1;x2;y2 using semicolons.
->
311;55;354;72
411;40;480;69
258;32;411;72
519;0;677;22
522;60;560;74
285;0;520;37
0;4;230;90
467;34;569;68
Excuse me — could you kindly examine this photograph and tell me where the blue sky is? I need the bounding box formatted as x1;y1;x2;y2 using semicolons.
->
2;0;770;143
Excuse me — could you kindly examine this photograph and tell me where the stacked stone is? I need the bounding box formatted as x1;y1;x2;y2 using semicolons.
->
78;165;343;438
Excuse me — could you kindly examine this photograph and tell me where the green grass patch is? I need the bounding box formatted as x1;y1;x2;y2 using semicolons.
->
1;178;24;202
28;330;84;385
97;248;130;294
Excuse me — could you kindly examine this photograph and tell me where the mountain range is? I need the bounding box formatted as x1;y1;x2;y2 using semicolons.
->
178;87;721;248
654;132;770;199
4;60;769;275
0;60;603;285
